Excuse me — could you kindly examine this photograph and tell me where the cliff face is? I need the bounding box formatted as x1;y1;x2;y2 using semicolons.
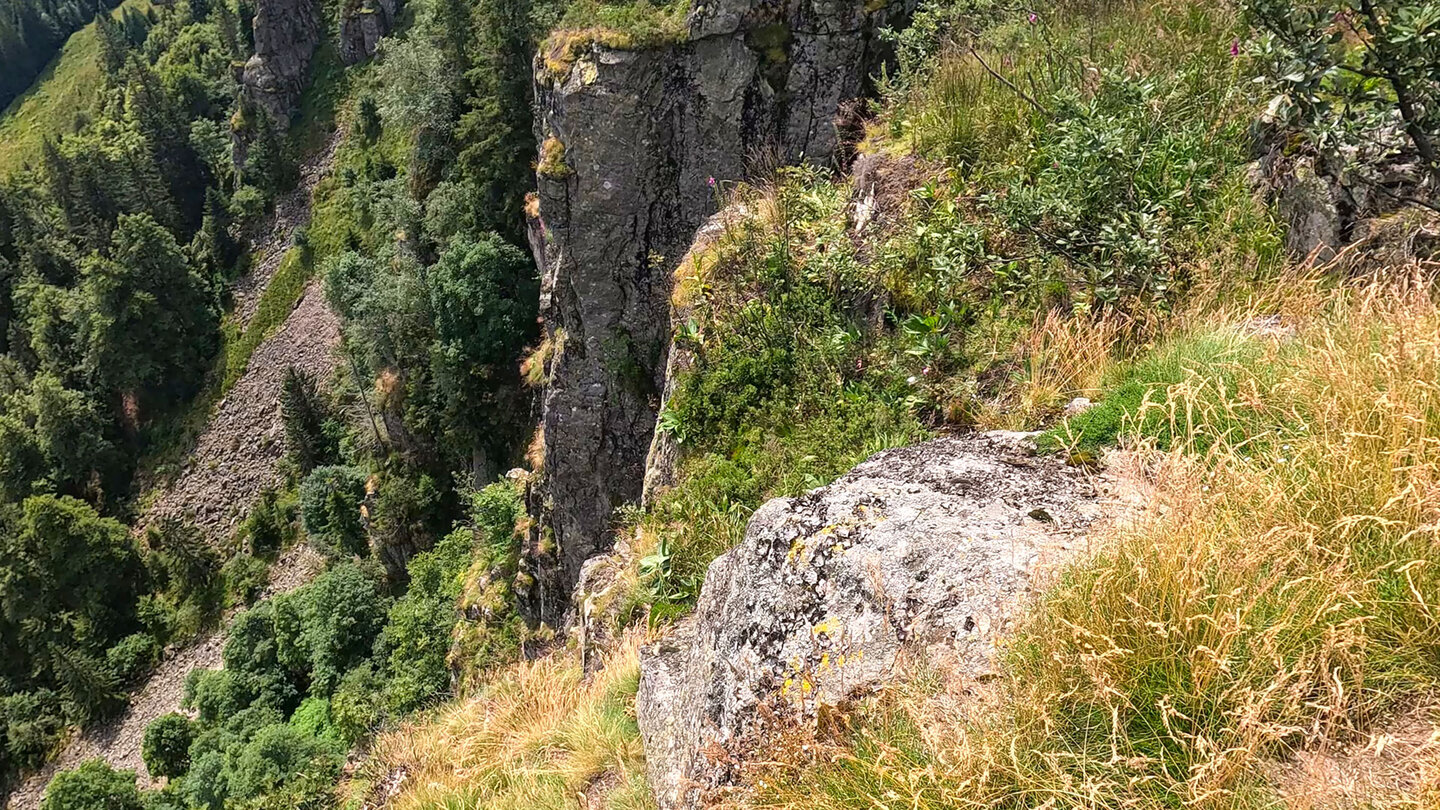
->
240;0;324;126
339;0;399;65
524;0;913;624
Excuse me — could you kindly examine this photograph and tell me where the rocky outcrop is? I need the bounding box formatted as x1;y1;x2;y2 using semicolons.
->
339;0;399;65
240;0;323;127
524;0;913;624
635;434;1116;810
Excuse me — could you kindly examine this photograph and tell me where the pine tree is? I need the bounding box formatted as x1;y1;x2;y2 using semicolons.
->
455;0;537;241
192;187;239;283
281;366;336;474
94;12;128;76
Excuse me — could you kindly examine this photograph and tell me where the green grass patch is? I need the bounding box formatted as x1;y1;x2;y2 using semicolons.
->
289;39;353;160
541;0;689;75
222;246;313;392
1040;327;1295;456
0;0;151;177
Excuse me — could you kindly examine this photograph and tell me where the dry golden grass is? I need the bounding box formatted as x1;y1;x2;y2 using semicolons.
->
751;273;1440;810
363;634;654;810
978;309;1132;430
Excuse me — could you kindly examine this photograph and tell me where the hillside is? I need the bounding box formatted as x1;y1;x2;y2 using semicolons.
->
3;0;1440;809
0;0;151;176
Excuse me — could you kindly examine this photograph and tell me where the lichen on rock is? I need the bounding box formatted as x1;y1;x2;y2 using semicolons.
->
636;433;1117;809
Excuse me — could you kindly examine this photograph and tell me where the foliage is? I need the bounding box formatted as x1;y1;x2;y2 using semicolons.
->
223;722;341;804
1245;0;1440;190
0;496;145;718
280;366;340;474
105;633;160;684
241;488;294;558
41;759;143;810
141;713;194;780
299;465;369;557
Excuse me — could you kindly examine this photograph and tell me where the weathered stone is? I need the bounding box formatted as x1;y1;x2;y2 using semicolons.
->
525;0;915;625
240;0;323;127
636;434;1113;809
339;0;399;65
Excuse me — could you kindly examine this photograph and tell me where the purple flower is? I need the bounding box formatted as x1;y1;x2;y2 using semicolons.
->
1229;39;1240;57
921;366;931;376
707;176;717;188
1027;12;1037;23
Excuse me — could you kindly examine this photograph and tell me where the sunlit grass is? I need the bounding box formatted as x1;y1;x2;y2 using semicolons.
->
364;634;654;810
0;0;151;177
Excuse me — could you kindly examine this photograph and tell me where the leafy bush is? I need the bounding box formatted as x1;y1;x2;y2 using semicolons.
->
142;713;195;780
220;553;269;607
223;724;340;803
41;759;143;810
1;690;66;773
299;562;389;696
1245;0;1440;189
178;750;226;810
299;466;369;557
328;663;386;745
106;634;161;684
242;489;294;558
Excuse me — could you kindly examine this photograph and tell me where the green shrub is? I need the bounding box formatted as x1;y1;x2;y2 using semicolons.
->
142;713;195;780
41;759;143;810
287;696;334;741
106;633;161;684
228;185;267;222
1;690;66;772
184;669;251;726
178;750;226;810
328;663;386;745
242;489;292;558
299;465;369;557
221;552;269;607
300;562;389;695
223;724;340;803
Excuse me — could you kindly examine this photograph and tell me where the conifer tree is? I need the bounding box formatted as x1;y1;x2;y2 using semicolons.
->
281;366;336;474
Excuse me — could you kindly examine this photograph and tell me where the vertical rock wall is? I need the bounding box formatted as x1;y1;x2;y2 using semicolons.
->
523;0;913;624
240;0;324;127
339;0;400;65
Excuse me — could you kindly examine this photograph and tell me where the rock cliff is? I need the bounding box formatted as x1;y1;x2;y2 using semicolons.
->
339;0;399;65
524;0;913;624
635;434;1117;809
240;0;324;127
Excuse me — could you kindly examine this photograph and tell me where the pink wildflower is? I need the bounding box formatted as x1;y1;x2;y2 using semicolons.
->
1229;40;1240;57
1027;12;1037;23
707;176;717;188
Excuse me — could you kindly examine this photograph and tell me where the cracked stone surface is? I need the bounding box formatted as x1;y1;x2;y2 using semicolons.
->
636;433;1125;810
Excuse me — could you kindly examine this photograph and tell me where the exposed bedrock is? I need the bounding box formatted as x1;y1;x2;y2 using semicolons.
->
239;0;323;127
523;0;915;624
339;0;400;65
636;434;1115;809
